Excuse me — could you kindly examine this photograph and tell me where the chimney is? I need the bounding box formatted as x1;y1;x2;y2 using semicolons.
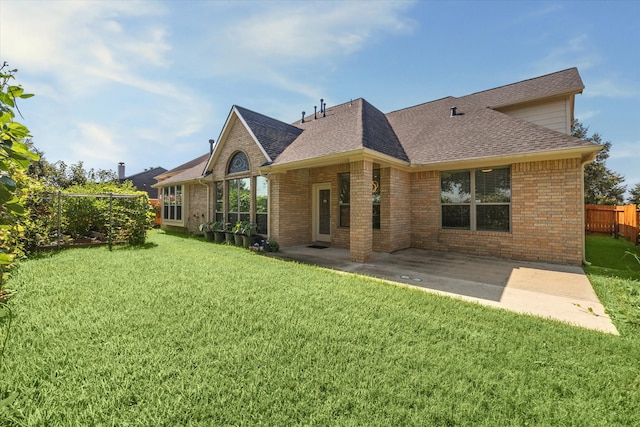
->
450;106;457;117
209;139;215;153
118;162;125;180
301;111;305;123
314;105;317;120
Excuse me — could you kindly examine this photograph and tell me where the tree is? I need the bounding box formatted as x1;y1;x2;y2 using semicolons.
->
0;63;39;290
28;151;118;189
628;183;640;205
572;119;626;205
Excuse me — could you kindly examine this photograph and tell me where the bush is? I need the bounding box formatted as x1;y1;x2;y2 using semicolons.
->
20;182;154;251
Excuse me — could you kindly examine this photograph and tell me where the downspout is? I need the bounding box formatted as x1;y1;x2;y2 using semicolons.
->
197;179;210;223
581;154;597;266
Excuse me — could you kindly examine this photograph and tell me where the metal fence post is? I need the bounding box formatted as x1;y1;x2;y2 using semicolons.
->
57;191;62;249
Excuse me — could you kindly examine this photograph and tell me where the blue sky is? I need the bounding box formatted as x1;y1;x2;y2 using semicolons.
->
1;0;638;195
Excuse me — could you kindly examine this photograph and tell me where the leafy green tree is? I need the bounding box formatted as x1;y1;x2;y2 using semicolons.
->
0;63;39;289
572;119;626;205
628;183;640;205
28;150;117;189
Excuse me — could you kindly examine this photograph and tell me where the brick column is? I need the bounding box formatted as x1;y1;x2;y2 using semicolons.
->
268;173;281;242
350;159;373;262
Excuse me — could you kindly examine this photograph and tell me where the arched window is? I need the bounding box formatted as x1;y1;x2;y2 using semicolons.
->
228;151;249;174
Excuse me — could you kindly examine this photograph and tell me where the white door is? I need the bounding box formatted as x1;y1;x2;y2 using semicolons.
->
313;184;331;242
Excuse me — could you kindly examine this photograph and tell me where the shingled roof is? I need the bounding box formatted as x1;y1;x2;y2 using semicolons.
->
152;153;210;187
234;105;303;161
123;166;167;198
460;67;584;109
386;96;596;166
272;98;408;165
158;67;598;182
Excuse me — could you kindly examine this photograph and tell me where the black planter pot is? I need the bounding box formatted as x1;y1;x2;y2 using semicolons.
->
242;235;254;249
225;232;234;244
233;234;243;246
214;231;225;243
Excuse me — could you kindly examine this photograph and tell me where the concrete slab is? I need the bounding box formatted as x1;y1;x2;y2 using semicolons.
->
271;245;618;335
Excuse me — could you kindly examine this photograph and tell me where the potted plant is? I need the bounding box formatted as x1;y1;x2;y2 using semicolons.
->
241;222;257;249
198;221;215;241
265;239;279;253
232;221;245;246
224;222;234;244
213;220;226;243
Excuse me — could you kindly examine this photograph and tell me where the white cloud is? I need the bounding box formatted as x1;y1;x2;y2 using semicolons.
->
208;1;416;98
1;0;171;97
575;110;599;121
583;80;640;99
72;122;126;165
224;2;413;62
536;34;601;73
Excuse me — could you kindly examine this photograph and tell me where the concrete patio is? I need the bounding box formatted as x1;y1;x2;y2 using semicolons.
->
270;245;618;335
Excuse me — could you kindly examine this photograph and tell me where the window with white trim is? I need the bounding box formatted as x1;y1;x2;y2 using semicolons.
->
440;167;511;232
227;178;250;224
214;181;224;222
162;185;183;222
256;176;268;234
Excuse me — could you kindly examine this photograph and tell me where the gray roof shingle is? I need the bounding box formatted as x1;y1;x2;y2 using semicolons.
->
386;96;596;165
460;67;584;108
152;153;209;187
272;98;408;165
234;105;303;161
160;68;597;177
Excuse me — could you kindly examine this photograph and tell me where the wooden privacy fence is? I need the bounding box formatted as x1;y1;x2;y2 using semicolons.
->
585;204;640;244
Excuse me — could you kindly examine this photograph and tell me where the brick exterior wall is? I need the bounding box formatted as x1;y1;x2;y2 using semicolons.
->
409;159;584;265
349;160;373;262
172;115;272;236
269;169;311;246
377;167;411;252
186;183;210;233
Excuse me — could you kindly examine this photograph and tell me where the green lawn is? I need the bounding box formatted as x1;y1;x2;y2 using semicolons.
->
1;231;639;425
585;234;640;336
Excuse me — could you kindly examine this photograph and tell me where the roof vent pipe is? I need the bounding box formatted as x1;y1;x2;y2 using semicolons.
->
301;111;305;123
320;99;324;113
323;102;326;117
209;139;215;153
450;106;457;117
118;162;125;180
314;106;317;120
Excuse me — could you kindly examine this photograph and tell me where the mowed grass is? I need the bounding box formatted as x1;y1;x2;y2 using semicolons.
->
585;234;640;336
1;231;639;425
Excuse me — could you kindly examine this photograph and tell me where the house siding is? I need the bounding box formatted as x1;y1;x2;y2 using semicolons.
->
497;97;572;134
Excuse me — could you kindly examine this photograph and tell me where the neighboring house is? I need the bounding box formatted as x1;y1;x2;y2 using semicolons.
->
118;163;168;199
153;68;601;265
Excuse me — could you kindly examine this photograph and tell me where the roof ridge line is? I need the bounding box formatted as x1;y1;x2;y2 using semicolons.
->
385;96;456;115
462;67;579;98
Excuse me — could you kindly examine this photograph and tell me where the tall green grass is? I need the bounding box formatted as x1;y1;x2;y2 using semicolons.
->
1;231;639;425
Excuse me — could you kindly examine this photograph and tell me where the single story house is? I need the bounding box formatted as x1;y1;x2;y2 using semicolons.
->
153;68;601;265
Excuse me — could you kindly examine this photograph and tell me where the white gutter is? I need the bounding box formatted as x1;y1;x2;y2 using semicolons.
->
581;151;599;266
